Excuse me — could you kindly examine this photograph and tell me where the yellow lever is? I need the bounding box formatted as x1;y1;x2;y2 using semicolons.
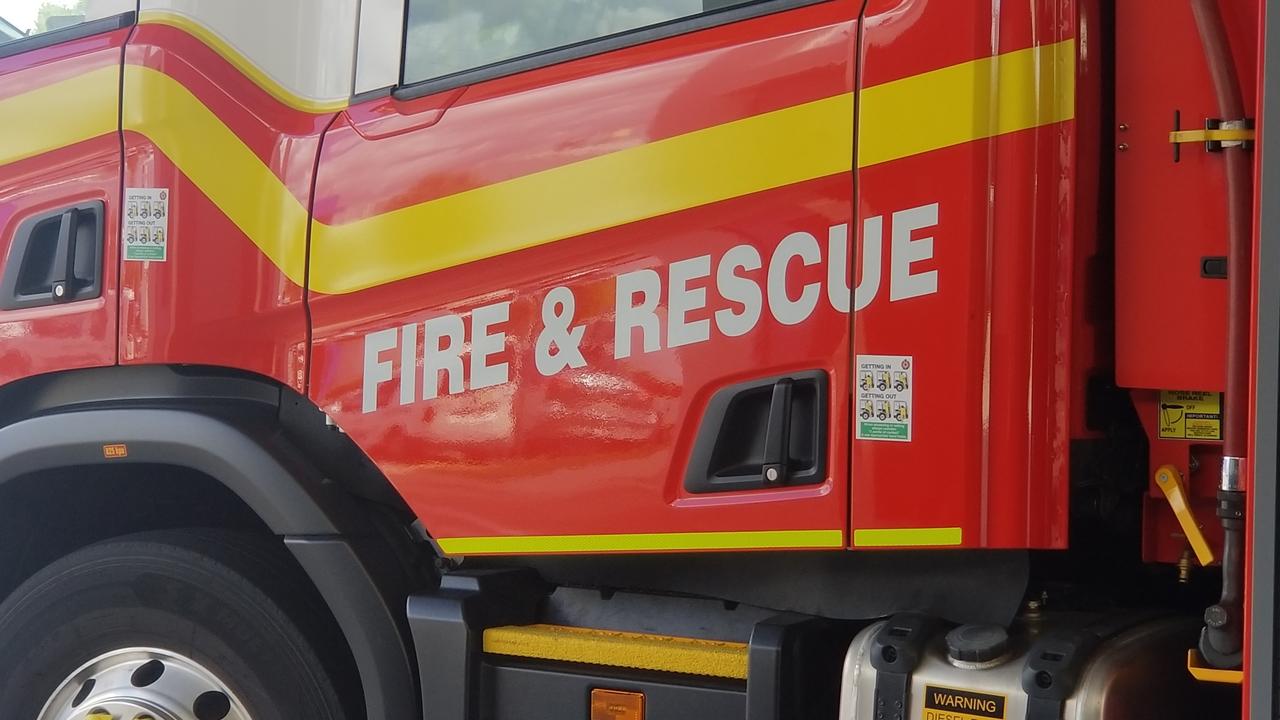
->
1155;465;1214;566
1169;128;1255;144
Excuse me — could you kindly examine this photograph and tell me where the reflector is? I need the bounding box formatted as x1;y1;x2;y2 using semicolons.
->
590;688;644;720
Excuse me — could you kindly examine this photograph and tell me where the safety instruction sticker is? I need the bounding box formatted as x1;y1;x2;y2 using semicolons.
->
124;188;169;262
1158;390;1222;440
856;354;912;442
922;685;1006;720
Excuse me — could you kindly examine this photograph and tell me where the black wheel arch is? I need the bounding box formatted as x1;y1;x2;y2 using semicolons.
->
0;364;423;720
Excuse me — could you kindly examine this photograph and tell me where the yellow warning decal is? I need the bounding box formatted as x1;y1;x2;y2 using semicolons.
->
923;685;1007;720
1158;390;1223;441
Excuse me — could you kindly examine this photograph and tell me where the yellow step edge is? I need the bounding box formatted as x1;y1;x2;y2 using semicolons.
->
483;624;749;680
1186;649;1243;685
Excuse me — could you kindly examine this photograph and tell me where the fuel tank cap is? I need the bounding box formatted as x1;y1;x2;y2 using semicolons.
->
945;624;1011;667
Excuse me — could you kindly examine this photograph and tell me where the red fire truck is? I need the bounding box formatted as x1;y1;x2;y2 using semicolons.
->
0;0;1275;718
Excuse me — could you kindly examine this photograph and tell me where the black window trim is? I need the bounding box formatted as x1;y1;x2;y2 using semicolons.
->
393;0;832;102
0;11;136;61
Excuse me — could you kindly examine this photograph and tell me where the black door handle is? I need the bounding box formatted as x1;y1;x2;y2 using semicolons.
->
761;378;793;485
0;201;103;310
684;371;827;494
50;207;80;303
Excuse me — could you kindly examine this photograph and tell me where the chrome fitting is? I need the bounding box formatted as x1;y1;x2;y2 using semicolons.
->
1221;456;1245;492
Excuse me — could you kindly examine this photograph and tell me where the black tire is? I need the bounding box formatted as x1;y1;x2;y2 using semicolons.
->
0;530;357;719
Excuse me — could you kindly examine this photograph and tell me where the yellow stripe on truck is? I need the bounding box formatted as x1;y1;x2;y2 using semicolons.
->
436;529;845;556
858;38;1076;167
852;527;964;547
0;66;118;168
123;64;312;287
483;624;750;680
309;92;856;294
4;40;1074;297
311;38;1072;294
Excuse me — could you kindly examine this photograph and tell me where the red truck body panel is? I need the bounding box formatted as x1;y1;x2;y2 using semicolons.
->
0;31;126;389
310;1;860;553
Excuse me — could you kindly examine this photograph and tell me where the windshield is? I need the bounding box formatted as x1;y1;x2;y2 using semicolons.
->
0;16;24;42
0;1;134;48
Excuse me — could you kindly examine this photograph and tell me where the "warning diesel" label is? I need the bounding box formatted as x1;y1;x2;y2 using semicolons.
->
922;685;1006;720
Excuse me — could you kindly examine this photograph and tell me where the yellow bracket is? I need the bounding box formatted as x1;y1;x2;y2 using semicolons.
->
1155;465;1215;566
1169;128;1255;144
1187;649;1244;684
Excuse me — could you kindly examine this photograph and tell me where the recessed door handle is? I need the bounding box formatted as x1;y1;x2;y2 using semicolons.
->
50;207;80;302
761;378;793;485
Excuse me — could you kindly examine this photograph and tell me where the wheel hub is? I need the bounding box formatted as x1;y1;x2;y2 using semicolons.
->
39;648;251;720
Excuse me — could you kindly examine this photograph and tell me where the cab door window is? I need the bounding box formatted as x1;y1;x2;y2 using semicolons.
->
0;0;134;56
403;0;786;86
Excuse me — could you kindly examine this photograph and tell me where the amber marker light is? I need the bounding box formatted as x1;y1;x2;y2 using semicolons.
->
590;688;645;720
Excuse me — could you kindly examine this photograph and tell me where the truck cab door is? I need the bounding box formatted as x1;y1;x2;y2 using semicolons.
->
310;0;860;556
849;1;1078;549
0;8;134;389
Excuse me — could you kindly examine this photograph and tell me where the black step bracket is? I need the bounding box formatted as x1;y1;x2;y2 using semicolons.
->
1020;613;1153;720
406;569;548;720
747;614;853;720
869;613;945;720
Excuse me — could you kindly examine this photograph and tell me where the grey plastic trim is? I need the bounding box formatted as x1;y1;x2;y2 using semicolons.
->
0;12;134;60
287;538;419;720
1249;1;1280;715
0;366;278;427
0;408;341;534
0;403;422;719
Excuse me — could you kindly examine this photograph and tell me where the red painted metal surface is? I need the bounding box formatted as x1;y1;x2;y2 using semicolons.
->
117;25;327;390
312;0;1079;551
1115;0;1258;569
1114;0;1257;392
310;1;861;547
0;31;128;388
852;0;1076;549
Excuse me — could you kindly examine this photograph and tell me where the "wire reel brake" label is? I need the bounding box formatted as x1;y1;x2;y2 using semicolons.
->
1158;390;1222;441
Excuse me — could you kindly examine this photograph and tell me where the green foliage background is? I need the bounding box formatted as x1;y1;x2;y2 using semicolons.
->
36;0;89;33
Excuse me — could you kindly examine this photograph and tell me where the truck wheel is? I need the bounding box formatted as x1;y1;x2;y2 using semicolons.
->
0;531;354;720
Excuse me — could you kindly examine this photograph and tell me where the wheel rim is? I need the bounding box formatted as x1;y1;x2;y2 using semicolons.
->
38;648;252;720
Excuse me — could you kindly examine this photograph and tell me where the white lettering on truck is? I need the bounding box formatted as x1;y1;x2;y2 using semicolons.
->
362;202;940;413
